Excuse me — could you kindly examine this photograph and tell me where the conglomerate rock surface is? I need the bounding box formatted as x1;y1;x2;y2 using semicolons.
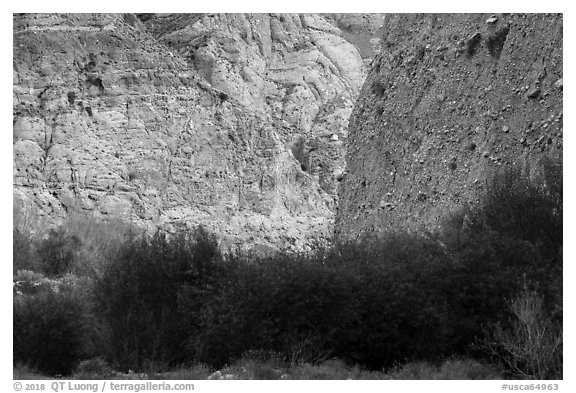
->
335;13;563;240
13;13;384;252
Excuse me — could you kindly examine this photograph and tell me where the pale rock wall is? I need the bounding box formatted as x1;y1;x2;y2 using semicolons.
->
13;13;384;252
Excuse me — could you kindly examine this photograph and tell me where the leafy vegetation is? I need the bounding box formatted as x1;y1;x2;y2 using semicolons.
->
13;160;562;379
93;228;223;372
13;280;92;375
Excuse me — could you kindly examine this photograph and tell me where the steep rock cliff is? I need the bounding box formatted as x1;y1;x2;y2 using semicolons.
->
145;13;384;196
335;13;563;240
13;13;384;252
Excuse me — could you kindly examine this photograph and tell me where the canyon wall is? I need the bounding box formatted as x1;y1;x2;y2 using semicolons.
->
335;13;562;240
13;13;384;252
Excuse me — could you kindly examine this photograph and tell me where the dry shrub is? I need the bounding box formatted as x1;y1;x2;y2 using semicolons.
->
61;211;136;278
480;286;562;379
13;200;47;272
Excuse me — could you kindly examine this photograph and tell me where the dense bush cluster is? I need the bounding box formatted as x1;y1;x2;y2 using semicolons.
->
13;161;562;378
93;228;224;371
13;273;93;375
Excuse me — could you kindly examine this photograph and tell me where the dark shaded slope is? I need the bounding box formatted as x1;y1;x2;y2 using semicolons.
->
336;13;562;239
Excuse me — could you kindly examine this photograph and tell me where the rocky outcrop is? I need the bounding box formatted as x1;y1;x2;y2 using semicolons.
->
335;14;563;240
13;13;384;252
145;13;384;197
